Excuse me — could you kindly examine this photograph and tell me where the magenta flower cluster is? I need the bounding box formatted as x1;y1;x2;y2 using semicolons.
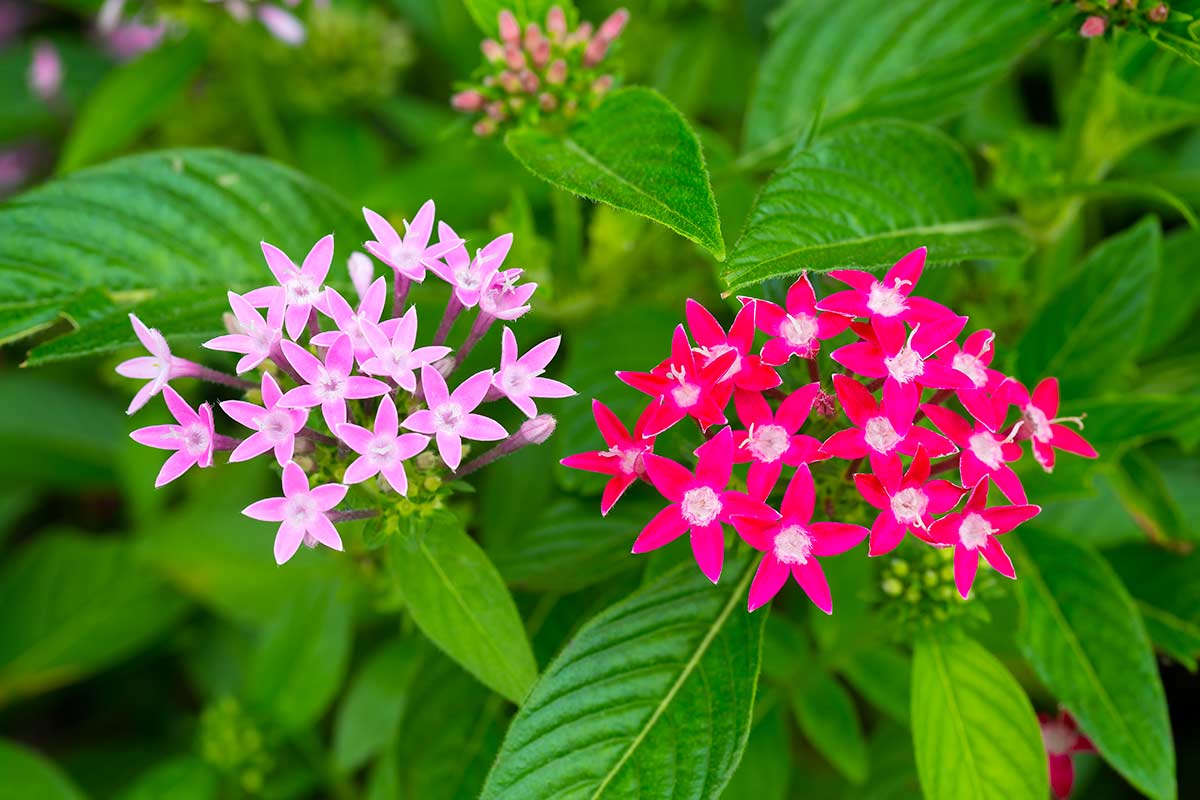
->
563;248;1097;613
119;200;572;564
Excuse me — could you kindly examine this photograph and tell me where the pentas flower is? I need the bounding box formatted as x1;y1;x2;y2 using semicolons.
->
359;308;451;392
431;226;514;309
617;324;735;436
735;466;868;613
312;280;387;364
636;428;774;583
220;373;308;467
561;400;656;515
732;385;826;500
494;327;575;418
28;41;62;102
279;335;390;430
249;235;334;340
130;387;226;487
479;267;537;322
685;299;780;392
936;329;1007;431
1002;378;1097;473
1039;710;1096;800
854;448;964;556
118;313;239;415
821;374;956;475
363;201;461;289
402;366;507;471
243;462;347;565
204;291;284;374
336;395;429;494
928;478;1039;598
922;404;1027;504
742;273;850;365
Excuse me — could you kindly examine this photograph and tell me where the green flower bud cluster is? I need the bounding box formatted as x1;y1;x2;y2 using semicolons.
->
198;696;274;795
876;540;998;634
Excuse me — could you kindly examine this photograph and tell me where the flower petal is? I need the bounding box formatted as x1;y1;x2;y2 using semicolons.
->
631;506;688;553
748;552;789;612
690;523;725;583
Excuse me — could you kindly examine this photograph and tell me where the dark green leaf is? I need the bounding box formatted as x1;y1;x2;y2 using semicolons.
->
1141;228;1200;356
1073;393;1200;447
387;511;537;704
837;646;912;726
723;121;1030;292
1013;530;1175;800
723;704;790;800
791;670;867;783
1108;449;1190;544
332;638;423;774
117;757;219;800
1107;543;1200;672
482;556;765;799
0;740;86;800
911;630;1047;800
506;88;725;258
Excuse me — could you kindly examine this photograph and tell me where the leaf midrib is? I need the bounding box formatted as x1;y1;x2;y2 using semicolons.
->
925;636;985;800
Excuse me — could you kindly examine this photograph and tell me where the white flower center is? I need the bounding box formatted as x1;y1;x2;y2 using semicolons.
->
314;368;346;402
258;410;294;443
773;524;813;565
283;494;319;528
890;487;928;525
368;436;396;466
780;313;818;348
746;424;790;463
867;281;908;317
604;445;645;475
864;416;901;454
680;486;721;527
697;343;741;379
432;402;464;434
390;242;421;271
952;352;987;389
285;274;319;306
959;512;995;551
181;423;210;456
1041;722;1076;756
885;345;924;384
250;324;276;355
500;365;533;396
969;431;1004;470
455;267;482;290
671;382;700;408
1025;405;1052;443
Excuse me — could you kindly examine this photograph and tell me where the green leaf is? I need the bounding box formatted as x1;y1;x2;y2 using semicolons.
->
332;638;423;774
117;757;219;800
837;646;912;726
0;740;86;800
506;88;725;258
910;630;1047;800
0;148;358;358
791;670;867;783
1017;218;1161;398
723;704;791;800
743;0;1050;159
0;533;188;705
1141;228;1200;356
1108;449;1189;544
1013;530;1175;800
1107;543;1200;671
481;556;765;799
722;121;1031;292
461;0;568;37
387;511;537;704
1072;393;1200;447
245;581;354;733
59;35;208;173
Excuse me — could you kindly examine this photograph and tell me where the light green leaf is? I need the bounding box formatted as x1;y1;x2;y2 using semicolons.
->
1141;228;1200;356
245;581;354;733
792;671;867;783
1071;393;1200;447
723;121;1030;292
482;556;765;799
1013;530;1175;800
461;0;569;37
387;511;537;704
1107;543;1200;671
743;0;1050;159
332;638;423;774
506;88;725;258
911;630;1047;800
0;533;188;705
59;35;208;173
0;740;86;800
1017;218;1160;398
118;757;219;800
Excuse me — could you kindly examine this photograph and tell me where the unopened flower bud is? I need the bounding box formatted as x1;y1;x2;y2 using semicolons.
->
585;37;612;66
1079;15;1106;37
485;101;507;120
1149;3;1169;22
592;74;613;95
546;58;567;85
28;41;62;102
222;311;243;336
499;71;522;93
481;38;504;62
546;6;567;39
531;40;551;67
453;415;557;477
451;89;485;112
347;251;374;300
504;44;526;70
520;414;557;445
473;118;497;137
813;388;838;418
563;97;578;117
520;69;540;92
524;22;544;51
498;10;521;45
598;8;629;41
538;92;557;111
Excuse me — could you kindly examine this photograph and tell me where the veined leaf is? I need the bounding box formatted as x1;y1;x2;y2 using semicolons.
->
1107;543;1200;671
1141;228;1200;357
506;88;725;259
0;740;85;800
723;121;1030;292
482;556;765;799
911;629;1047;800
791;670;867;784
332;638;424;773
1013;530;1175;800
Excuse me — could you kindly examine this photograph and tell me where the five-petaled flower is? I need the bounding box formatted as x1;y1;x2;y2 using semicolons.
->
402;366;507;471
116;313;180;415
854;448;965;556
220;372;308;467
279;335;390;430
363;200;460;286
1002;378;1097;473
336;395;430;494
359;307;451;392
937;329;1007;431
561;400;657;516
1039;709;1095;799
618;324;735;436
204;291;284;375
130;386;222;487
313;280;388;364
742;272;850;365
685;299;780;393
494;327;575;418
243;461;348;565
922;404;1028;504
431;225;513;309
249;235;334;340
732;384;826;500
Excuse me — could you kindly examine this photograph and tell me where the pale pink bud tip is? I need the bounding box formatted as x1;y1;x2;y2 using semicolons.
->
504;44;526;70
28;42;62;102
498;10;521;45
481;38;504;62
473;118;497;137
258;5;306;46
451;89;485;111
599;8;629;41
546;6;567;37
520;414;557;446
1079;15;1106;38
593;75;614;95
546;59;567;85
1150;3;1169;23
347;251;373;299
520;70;540;92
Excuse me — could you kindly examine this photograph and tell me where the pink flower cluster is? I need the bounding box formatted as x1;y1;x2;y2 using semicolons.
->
563;248;1097;613
120;199;572;564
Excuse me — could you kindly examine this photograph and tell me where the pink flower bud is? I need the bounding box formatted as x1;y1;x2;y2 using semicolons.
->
258;4;306;46
584;36;611;66
498;9;520;45
485;101;507;120
473;118;497;137
28;41;62;102
520;414;557;446
347;252;374;301
1149;3;1169;22
504;44;526;70
546;6;567;39
546;58;567;85
598;8;629;41
538;92;557;111
451;89;485;111
592;75;613;95
520;69;540;93
499;71;522;93
531;40;551;67
481;38;504;62
1079;15;1107;37
524;22;544;51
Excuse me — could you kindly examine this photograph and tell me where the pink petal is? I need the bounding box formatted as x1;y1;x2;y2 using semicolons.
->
690;523;725;583
273;437;295;467
831;342;886;378
528;377;574;399
460;413;507;441
1033;377;1060;417
244;496;288;521
785;273;817;313
821;428;867;459
324;334;354;377
793;559;832;614
600;474;637;515
310;483;347;511
885;246;925;289
301;234;334;283
954;546;979;598
561;451;618;475
854;474;889;510
154;450;195;487
279;385;321;409
374;395;399;438
809;522;868;557
1049;753;1075;800
760;339;796;366
925;479;965;513
695;427;733;488
335;423;374;454
986;504;1041;534
592;400;631;446
394;433;429;459
868;513;906;556
1050;425;1097;458
748;552;789;612
345;376;390;399
381;463;410;494
116;356;162;379
229;432;273;463
499;326;519;370
522;335;562;372
409;199;435;248
632;506;688;553
221;399;265;429
305;514;343;551
919;361;972;390
781;465;815;522
281;340;323;384
817;289;870;318
323;287;354;327
642;454;694;502
776;382;820;432
162;386;198;426
685;298;725;347
883;378;919;435
747;460;783;502
733;388;772;428
991;466;1028;505
284;304;311;341
421;365;451;408
826;269;876;292
321;399;348;430
402;409;437;434
274;523;306;565
130;424;181;450
363;206;402;249
922;404;971;445
902;425;957;458
261;241;298;285
436;431;463;470
980;536;1016;579
641;398;686;437
508;392;538;418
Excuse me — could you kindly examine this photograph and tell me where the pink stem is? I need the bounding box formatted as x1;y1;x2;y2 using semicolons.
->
433;295;463;346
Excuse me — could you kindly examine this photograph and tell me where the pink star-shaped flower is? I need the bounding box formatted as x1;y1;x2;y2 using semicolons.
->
922;404;1028;504
635;428;774;583
731;384;826;500
278;335;390;430
820;374;956;475
402;366;507;471
359;308;451;393
336;395;430;494
242;461;347;565
734;466;868;613
311;279;387;364
494;327;575;418
741;272;851;365
561;400;657;516
935;329;1008;431
685;299;781;392
854;448;965;556
1038;710;1095;800
362;200;460;283
347;251;374;301
817;247;967;353
1002;378;1097;473
479;267;537;321
130;386;218;487
204;290;284;375
220;372;308;466
429;224;512;308
617;325;735;436
928;478;1039;597
247;235;334;340
116;313;180;415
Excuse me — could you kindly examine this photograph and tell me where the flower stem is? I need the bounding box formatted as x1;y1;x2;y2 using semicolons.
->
299;427;338;446
392;274;411;317
930;453;960;476
433;295;463;346
328;509;379;523
806;357;820;384
179;360;256;390
913;388;953;424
